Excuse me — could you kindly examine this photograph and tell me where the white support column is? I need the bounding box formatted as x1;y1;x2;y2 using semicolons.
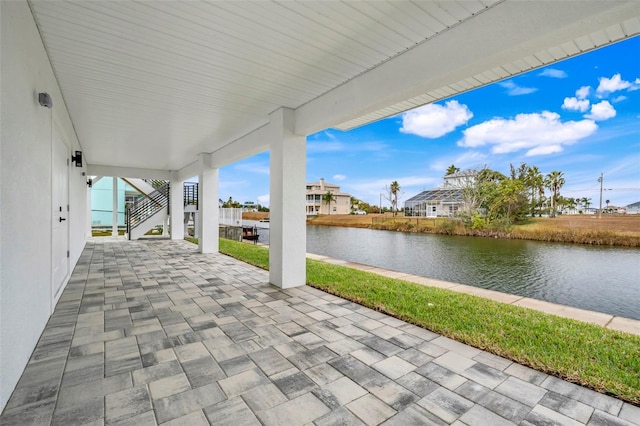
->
197;154;219;253
269;108;306;288
170;172;184;240
87;179;93;237
112;176;118;237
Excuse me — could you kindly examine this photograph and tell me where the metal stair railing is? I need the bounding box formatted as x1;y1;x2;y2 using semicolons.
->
184;182;198;209
143;179;169;190
126;181;170;239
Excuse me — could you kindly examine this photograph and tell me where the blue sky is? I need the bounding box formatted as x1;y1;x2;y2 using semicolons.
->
219;36;640;209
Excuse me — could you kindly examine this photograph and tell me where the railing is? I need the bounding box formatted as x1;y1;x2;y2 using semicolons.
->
126;182;170;239
143;179;169;190
184;182;198;209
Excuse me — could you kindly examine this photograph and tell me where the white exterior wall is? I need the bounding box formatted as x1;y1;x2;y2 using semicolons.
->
0;1;88;411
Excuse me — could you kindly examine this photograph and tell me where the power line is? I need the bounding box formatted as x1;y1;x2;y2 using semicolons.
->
564;187;640;192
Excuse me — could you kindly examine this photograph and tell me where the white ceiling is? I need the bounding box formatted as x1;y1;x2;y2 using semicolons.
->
29;1;640;172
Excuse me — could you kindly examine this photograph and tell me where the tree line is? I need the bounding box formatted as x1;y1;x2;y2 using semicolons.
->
448;163;580;228
221;197;269;212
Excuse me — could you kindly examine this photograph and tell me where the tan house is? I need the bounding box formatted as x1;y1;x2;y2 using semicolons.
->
306;178;352;215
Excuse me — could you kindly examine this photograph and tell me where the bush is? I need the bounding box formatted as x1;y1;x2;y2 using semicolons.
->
471;213;487;230
435;219;458;234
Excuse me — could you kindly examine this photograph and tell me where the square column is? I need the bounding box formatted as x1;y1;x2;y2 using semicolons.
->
197;154;219;253
112;176;118;237
170;172;184;240
269;108;306;288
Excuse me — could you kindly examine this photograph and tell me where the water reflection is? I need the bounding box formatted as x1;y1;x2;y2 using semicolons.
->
305;226;640;320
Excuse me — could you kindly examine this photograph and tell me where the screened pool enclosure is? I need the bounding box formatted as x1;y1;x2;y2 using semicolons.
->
404;188;464;217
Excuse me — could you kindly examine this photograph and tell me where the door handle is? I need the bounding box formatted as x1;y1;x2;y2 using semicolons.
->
59;217;66;222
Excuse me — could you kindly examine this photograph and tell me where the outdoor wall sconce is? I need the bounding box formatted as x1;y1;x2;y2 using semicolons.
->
87;178;93;188
71;150;83;167
38;92;53;108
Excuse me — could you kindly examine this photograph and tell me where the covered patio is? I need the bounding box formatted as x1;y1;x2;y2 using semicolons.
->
2;238;638;425
2;0;640;418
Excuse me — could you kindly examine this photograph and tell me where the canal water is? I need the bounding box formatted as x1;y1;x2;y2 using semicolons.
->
244;221;640;320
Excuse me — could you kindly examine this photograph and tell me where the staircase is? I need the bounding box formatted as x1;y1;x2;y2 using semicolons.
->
124;180;200;240
125;181;170;240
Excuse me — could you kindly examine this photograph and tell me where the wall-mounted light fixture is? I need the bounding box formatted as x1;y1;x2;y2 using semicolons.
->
71;151;83;167
87;178;93;188
38;92;53;108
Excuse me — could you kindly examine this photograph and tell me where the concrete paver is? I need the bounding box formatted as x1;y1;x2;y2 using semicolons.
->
1;238;637;426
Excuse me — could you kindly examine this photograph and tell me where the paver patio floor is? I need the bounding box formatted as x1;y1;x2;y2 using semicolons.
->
2;238;638;425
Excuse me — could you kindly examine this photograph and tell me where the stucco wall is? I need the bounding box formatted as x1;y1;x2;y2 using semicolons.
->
0;1;87;411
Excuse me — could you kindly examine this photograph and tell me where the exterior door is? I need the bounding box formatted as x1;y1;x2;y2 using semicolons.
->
52;122;69;305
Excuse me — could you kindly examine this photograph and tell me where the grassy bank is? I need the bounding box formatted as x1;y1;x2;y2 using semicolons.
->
308;214;640;247
191;238;640;405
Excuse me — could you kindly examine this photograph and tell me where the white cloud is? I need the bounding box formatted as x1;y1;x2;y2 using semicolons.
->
575;86;590;100
584;100;616;121
562;97;590;112
458;111;598;157
526;145;564;156
234;161;269;175
498;80;538;96
257;194;270;205
333;174;346;181
430;151;488;172
539;68;567;78
596;73;632;95
347;176;437;205
400;100;473;138
611;95;627;103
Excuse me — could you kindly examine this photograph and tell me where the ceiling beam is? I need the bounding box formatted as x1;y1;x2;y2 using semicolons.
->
294;1;640;135
87;164;171;180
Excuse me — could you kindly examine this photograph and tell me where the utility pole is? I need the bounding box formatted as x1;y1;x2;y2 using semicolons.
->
598;172;603;219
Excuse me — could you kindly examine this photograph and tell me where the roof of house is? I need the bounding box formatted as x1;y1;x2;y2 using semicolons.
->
307;181;340;188
405;188;464;204
626;201;640;208
306;189;351;197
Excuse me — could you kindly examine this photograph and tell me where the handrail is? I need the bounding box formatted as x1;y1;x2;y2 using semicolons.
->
124;182;200;239
184;182;198;209
126;182;170;239
143;179;169;190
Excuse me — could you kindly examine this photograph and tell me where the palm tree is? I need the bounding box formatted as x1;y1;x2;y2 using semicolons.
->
390;181;401;216
445;164;460;176
350;196;359;212
545;171;565;218
322;191;336;215
526;166;543;216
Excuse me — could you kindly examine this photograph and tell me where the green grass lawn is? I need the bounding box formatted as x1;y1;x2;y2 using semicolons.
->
191;238;640;405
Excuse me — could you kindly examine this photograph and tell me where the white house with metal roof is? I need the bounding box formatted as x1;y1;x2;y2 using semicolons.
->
626;201;640;214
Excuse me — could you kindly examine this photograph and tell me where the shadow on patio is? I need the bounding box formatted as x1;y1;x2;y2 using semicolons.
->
1;238;637;425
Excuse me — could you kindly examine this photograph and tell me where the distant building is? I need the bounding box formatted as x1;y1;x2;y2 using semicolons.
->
243;201;257;211
626;201;640;214
442;170;476;189
405;171;475;217
306;178;352;215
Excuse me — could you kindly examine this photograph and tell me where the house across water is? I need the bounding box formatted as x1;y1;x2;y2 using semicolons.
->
404;171;476;218
306;178;352;215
